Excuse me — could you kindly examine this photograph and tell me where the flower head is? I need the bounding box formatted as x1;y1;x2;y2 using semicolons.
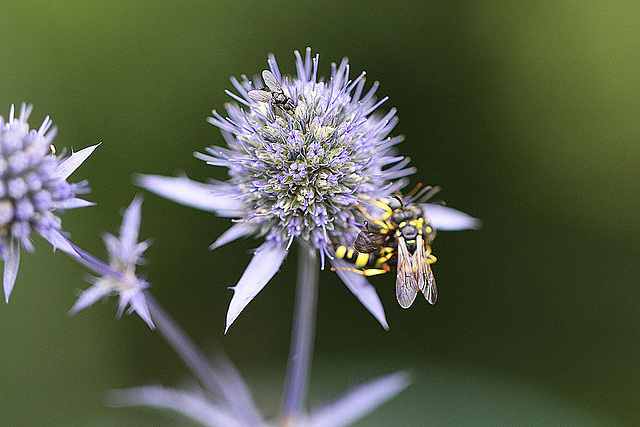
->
0;103;98;302
68;196;153;328
139;50;413;328
202;49;413;258
138;49;479;331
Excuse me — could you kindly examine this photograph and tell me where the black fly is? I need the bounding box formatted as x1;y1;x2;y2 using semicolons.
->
248;70;296;112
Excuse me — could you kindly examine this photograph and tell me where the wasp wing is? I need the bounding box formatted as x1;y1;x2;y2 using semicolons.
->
354;230;387;253
248;90;271;103
414;235;437;304
396;237;419;308
262;70;282;92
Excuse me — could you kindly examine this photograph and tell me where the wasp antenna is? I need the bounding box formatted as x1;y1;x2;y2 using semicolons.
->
406;183;423;198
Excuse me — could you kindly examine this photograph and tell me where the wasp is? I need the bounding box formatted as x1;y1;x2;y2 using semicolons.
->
335;185;440;308
248;70;296;112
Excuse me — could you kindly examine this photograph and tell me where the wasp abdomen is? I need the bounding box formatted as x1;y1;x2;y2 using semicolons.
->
335;245;378;268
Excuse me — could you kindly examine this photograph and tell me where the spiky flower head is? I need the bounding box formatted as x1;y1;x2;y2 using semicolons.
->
0;103;98;302
139;49;414;330
202;48;413;259
139;50;482;331
68;197;153;328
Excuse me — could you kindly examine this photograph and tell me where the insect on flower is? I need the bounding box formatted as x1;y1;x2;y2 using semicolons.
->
334;185;443;308
138;49;485;330
248;70;296;112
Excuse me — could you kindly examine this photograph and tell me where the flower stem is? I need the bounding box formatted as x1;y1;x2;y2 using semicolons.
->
280;242;319;420
144;291;261;424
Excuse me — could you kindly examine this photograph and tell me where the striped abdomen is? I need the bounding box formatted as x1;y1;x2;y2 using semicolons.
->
334;245;379;269
334;245;395;270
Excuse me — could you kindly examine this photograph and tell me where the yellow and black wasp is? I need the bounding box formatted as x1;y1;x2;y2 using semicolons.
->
334;185;440;308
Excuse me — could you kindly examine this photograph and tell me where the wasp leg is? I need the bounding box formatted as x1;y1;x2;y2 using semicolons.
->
375;251;394;268
362;268;389;276
355;204;388;229
373;200;395;221
332;267;389;276
405;183;423;198
425;245;437;264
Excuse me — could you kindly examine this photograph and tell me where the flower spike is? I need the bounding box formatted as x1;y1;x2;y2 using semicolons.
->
225;241;288;333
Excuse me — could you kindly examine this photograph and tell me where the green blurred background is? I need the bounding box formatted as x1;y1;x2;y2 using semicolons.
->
1;1;638;425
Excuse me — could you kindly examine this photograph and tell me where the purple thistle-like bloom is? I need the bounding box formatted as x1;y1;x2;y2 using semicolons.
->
139;49;481;331
139;49;414;331
0;103;98;302
68;196;153;328
200;50;413;256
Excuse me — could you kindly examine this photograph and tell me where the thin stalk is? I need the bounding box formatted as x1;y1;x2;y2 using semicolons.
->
280;242;319;420
145;291;262;424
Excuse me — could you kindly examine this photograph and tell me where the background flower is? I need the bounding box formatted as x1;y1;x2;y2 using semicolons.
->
110;367;410;427
0;103;97;302
68;196;153;328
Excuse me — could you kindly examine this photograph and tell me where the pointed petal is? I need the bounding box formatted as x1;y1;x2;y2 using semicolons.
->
137;174;245;216
129;291;155;329
209;352;263;422
331;258;389;330
210;222;254;250
69;283;110;315
143;294;263;423
421;204;481;231
116;292;129;318
55;143;100;180
108;386;251;427
120;196;143;252
309;371;411;427
2;239;20;303
51;197;95;210
225;242;288;333
38;228;76;255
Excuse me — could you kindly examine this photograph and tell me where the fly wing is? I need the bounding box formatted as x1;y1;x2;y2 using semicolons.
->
396;237;419;308
414;235;437;304
248;90;271;103
354;230;387;253
262;70;282;92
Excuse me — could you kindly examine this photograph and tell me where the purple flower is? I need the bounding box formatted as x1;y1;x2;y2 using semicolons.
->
139;49;414;331
68;197;153;328
110;366;410;427
138;49;479;332
0;103;98;302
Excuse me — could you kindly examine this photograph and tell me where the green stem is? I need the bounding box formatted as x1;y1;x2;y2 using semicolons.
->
280;242;319;420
